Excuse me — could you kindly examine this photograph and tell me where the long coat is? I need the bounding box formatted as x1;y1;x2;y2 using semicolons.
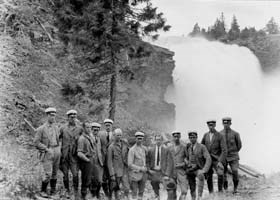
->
220;128;242;162
201;130;227;164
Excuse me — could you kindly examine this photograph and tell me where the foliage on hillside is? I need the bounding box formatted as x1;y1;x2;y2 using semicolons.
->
189;13;280;71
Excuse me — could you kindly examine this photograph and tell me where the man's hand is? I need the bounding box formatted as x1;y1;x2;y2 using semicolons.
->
141;166;147;172
197;169;204;175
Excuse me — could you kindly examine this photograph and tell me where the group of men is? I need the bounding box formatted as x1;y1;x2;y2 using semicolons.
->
34;107;242;200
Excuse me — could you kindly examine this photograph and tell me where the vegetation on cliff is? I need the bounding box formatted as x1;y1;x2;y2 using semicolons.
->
189;13;280;71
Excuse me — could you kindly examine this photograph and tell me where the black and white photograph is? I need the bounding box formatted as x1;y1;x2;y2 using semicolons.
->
0;0;280;199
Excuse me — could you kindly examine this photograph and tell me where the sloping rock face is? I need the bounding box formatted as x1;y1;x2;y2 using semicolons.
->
116;44;175;134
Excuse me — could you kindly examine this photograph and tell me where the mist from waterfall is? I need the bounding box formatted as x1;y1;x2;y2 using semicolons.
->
155;36;280;174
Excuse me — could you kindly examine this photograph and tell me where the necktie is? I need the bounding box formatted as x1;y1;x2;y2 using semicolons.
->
156;146;160;166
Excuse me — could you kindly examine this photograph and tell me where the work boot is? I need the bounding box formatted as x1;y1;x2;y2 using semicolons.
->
50;179;57;195
40;181;49;198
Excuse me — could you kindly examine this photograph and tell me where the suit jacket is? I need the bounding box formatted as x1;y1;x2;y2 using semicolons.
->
59;123;83;162
220;128;242;162
99;130;114;163
165;142;187;178
34;122;60;152
185;143;211;173
201;130;227;163
128;144;148;181
147;144;168;174
107;140;129;177
92;134;103;166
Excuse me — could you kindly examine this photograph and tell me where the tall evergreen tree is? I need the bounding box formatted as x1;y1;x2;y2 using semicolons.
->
210;13;226;39
54;0;170;120
189;23;201;37
228;15;240;41
265;17;279;34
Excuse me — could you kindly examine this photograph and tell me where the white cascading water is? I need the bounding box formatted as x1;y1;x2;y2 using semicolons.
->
154;36;280;174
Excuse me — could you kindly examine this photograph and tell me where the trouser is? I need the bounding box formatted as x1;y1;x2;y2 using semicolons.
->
224;160;239;190
91;162;104;198
102;164;112;199
131;175;147;199
187;171;205;200
79;158;94;198
112;174;130;200
41;146;61;183
60;156;79;191
206;161;224;193
176;169;188;196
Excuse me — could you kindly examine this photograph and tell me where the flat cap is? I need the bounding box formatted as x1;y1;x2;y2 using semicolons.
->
66;109;77;115
104;118;114;124
188;131;198;137
135;131;145;137
222;117;232;121
172;131;181;136
45;107;56;114
206;119;216;124
91;122;101;128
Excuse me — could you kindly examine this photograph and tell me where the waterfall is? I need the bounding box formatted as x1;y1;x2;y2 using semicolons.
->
155;36;280;174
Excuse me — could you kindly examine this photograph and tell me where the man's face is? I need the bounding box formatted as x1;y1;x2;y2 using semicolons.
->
155;135;163;146
92;127;100;136
207;122;216;131
173;133;181;143
105;123;112;132
115;132;122;141
68;114;77;124
47;113;56;123
84;123;91;134
136;136;143;145
189;135;197;144
223;121;231;129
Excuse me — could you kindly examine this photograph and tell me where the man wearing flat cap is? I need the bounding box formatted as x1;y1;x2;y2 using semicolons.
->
185;131;211;200
99;118;115;199
59;109;83;198
90;122;104;199
220;117;242;194
201;120;227;193
34;107;61;197
164;132;188;200
128;131;148;200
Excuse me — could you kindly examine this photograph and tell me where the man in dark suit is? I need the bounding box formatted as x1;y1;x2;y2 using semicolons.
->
220;117;242;194
147;134;168;200
201;120;227;193
186;131;211;200
165;132;188;200
99;118;114;199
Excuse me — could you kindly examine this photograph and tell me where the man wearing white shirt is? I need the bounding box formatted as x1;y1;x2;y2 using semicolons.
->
147;134;168;200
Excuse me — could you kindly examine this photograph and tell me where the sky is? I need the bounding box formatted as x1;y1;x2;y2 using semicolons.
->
152;0;280;36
